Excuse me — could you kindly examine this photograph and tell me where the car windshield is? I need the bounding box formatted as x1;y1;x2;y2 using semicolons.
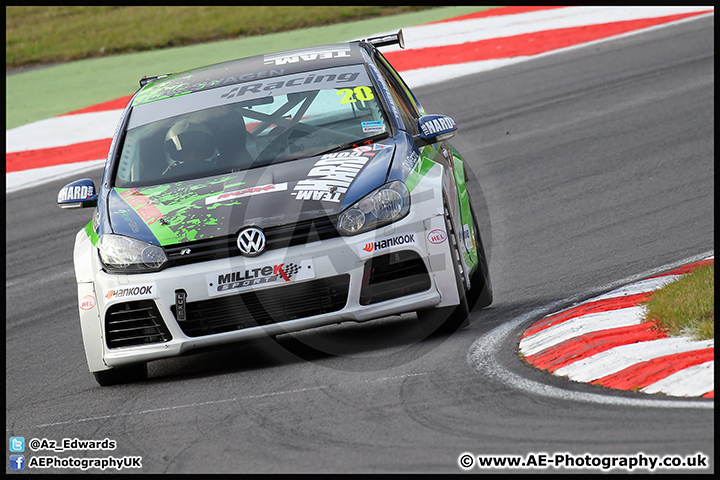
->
114;64;389;187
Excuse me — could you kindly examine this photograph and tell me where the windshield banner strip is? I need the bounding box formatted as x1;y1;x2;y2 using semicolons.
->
129;65;371;129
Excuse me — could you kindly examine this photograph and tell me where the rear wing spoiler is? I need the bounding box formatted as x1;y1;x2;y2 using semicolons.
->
363;29;405;49
140;30;404;87
139;74;171;87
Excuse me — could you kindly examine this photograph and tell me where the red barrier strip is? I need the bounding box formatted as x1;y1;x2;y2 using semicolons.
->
425;6;568;25
521;292;653;339
592;348;715;391
524;257;713;339
60;95;134;116
525;322;669;372
383;12;712;72
650;258;714;278
6;139;111;172
8;10;712;173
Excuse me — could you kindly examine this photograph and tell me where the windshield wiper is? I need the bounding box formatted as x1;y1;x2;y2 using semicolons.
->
315;133;390;156
247;133;392;170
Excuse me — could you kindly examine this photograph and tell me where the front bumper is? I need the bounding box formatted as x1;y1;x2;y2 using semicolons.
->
77;196;462;371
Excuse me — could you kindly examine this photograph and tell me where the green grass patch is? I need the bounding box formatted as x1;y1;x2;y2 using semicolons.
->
642;263;714;340
6;6;433;70
6;6;495;128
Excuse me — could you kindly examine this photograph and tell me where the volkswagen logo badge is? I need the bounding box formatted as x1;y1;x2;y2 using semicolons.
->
237;227;266;256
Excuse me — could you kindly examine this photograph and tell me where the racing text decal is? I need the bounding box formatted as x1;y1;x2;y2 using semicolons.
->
220;70;360;101
292;152;370;203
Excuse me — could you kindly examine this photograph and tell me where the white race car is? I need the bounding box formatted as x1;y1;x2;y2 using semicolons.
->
57;31;492;386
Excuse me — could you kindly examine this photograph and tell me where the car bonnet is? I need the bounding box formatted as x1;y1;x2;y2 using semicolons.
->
106;144;395;246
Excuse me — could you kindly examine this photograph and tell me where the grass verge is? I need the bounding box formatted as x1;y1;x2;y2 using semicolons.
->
642;263;714;340
6;6;433;71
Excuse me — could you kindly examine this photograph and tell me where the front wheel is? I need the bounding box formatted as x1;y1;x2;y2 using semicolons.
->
465;195;492;311
93;363;148;387
417;199;471;336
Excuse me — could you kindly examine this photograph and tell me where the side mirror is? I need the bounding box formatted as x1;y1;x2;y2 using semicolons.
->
57;178;98;209
415;114;458;146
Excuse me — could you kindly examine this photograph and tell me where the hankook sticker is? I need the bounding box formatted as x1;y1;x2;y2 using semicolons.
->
357;233;418;256
104;283;157;301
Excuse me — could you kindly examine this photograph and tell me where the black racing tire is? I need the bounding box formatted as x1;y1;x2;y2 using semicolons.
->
93;363;148;387
417;197;471;336
465;195;493;311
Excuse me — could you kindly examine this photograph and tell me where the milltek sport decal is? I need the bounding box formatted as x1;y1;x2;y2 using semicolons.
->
292;152;370;203
204;182;287;205
207;259;315;297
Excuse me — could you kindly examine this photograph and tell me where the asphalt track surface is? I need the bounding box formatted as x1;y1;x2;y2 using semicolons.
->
5;16;714;473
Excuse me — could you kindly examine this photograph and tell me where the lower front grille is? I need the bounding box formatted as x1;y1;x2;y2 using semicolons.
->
105;300;173;349
360;250;431;305
173;275;350;337
164;216;339;268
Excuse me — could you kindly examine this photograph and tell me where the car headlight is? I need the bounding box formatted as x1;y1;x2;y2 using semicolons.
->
98;234;168;273
337;181;410;235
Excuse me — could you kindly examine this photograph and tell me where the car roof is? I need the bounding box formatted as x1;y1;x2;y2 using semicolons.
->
132;41;369;107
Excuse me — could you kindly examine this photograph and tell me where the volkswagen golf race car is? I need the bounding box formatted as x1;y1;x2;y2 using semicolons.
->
57;31;492;386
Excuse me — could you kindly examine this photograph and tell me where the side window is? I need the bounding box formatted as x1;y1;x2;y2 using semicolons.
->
374;53;420;136
377;53;425;112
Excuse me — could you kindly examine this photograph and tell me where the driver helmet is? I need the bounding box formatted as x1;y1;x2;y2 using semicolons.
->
164;119;218;165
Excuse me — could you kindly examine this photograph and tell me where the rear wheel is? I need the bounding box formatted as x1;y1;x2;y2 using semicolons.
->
93;363;148;387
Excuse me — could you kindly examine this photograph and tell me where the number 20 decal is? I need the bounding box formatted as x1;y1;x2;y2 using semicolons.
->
337;86;375;104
